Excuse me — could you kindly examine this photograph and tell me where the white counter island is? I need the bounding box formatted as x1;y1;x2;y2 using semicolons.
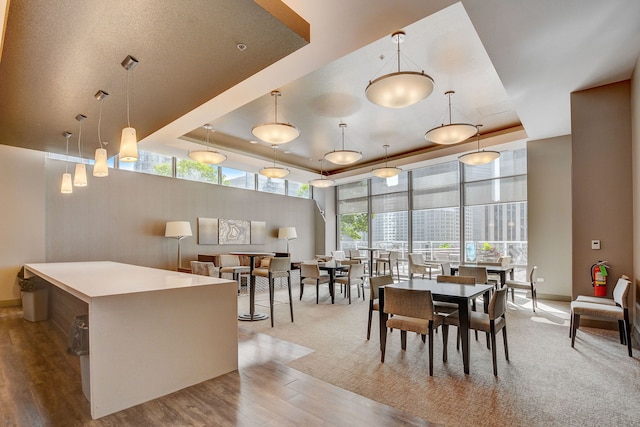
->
24;261;238;419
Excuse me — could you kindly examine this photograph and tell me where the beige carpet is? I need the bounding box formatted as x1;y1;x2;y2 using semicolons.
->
238;281;640;427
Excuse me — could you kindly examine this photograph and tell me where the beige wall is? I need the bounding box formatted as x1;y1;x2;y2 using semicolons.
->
527;135;573;298
631;55;640;336
571;81;633;299
0;145;46;304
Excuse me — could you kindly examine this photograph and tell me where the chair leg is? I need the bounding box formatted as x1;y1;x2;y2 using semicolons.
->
569;309;573;338
618;320;626;345
571;312;579;348
381;328;387;363
624;310;633;357
502;324;509;361
442;324;449;362
316;283;319;304
428;324;434;377
511;287;515;303
287;276;294;323
367;303;373;340
400;330;407;350
348;282;352;304
300;282;304;300
490;322;498;376
269;279;275;328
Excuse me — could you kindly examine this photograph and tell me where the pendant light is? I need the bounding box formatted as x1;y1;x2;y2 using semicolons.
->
188;124;227;165
93;90;109;177
324;123;362;165
365;31;435;108
309;159;334;188
371;144;402;178
61;132;73;194
458;125;500;165
73;114;88;187
425;91;477;145
251;90;299;144
260;145;289;178
119;55;139;162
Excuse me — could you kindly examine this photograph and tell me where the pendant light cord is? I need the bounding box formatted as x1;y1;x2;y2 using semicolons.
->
77;120;83;158
98;99;104;149
126;70;131;128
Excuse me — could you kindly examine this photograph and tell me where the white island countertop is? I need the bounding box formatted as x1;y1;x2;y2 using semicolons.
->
25;261;229;303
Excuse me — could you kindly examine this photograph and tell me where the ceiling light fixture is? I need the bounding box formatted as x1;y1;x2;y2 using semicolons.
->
188;124;227;165
324;123;362;165
365;30;435;108
425;91;477;145
309;159;334;188
93;90;109;177
371;144;402;178
73;114;88;187
119;55;139;162
61;132;73;194
251;90;299;144
260;145;289;178
458;124;500;165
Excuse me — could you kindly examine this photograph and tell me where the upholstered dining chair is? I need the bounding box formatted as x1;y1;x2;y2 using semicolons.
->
219;255;250;293
505;266;538;312
334;262;365;303
458;265;488;285
348;249;368;265
367;275;394;340
381;287;446;376
408;253;437;279
331;250;347;261
190;261;219;277
251;256;293;327
443;286;509;376
434;275;475;315
375;251;401;281
570;276;632;357
300;262;330;304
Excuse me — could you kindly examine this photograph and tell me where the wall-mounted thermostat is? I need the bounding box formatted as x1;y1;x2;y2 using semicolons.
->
591;240;601;250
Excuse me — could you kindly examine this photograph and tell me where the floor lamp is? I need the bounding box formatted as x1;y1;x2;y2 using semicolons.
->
278;227;297;255
165;221;192;270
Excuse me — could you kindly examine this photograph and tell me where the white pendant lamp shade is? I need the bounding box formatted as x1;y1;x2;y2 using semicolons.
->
73;163;88;186
260;166;289;179
94;148;109;177
365;31;434;108
119;126;138;162
119;55;139;162
324;123;362;165
61;172;73;194
425;91;476;145
371;144;401;178
458;125;500;165
309;159;334;188
251;90;299;144
189;124;226;165
260;145;289;178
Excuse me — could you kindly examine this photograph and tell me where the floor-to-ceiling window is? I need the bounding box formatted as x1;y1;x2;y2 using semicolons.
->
337;179;368;250
371;173;409;258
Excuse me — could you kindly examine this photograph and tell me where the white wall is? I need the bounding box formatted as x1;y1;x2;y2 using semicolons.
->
631;54;639;336
527;135;573;298
0;145;46;304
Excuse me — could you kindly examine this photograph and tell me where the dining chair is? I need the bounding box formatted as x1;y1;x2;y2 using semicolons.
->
190;261;219;277
505;266;538;312
334;262;365;303
434;275;475;315
375;251;401;281
439;262;451;277
300;262;330;304
570;276;632;357
367;275;394;340
331;250;347;261
408;253;437;279
443;286;509;375
458;265;489;285
219;255;250;293
251;256;293;327
382;287;446;376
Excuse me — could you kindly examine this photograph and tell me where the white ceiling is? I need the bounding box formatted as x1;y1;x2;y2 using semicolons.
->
2;0;639;185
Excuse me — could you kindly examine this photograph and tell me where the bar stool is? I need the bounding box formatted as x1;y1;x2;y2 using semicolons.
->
219;255;250;294
251;256;293;327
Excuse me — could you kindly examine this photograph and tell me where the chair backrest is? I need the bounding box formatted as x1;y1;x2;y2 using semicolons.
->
369;275;394;300
458;266;488;284
388;250;399;262
384;287;435;320
613;277;631;308
349;249;362;258
440;262;451;276
300;262;321;279
340;259;360;266
190;261;217;277
488;286;508;320
331;250;346;261
315;255;333;262
219;254;240;268
269;257;291;272
409;253;424;266
349;262;365;279
498;256;512;267
529;266;538;284
437;275;475;285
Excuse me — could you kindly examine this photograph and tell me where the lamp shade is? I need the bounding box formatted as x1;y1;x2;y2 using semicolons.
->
365;71;434;108
309;177;334;188
73;163;88;187
458;150;500;166
61;172;73;194
93;148;109;177
324;149;362;165
165;221;192;238
371;166;402;178
188;150;227;165
260;166;289;178
251;122;299;145
424;123;477;145
119;127;138;162
278;227;297;240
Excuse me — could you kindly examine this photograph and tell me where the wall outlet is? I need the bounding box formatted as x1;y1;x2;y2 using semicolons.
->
592;240;601;250
537;277;544;283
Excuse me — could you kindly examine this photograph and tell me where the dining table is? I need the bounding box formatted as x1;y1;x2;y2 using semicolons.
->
450;264;514;287
230;251;274;321
378;278;493;374
318;261;348;304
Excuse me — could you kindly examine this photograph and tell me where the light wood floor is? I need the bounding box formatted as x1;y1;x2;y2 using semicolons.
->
0;306;434;426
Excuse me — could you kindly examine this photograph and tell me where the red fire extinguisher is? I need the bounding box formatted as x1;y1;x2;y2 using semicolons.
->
591;261;609;297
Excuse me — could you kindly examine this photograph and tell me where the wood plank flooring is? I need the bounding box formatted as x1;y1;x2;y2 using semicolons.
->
0;306;435;426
